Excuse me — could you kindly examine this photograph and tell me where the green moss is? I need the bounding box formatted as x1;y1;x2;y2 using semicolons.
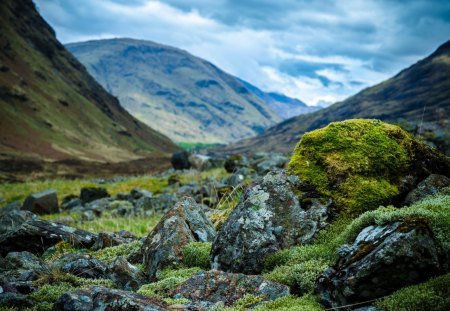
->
138;267;202;298
29;283;75;303
337;192;450;252
288;119;417;215
90;240;142;264
264;260;329;294
182;242;212;269
376;273;450;311
253;295;324;311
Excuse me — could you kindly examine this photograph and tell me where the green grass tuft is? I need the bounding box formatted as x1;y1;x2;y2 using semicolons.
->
182;242;212;269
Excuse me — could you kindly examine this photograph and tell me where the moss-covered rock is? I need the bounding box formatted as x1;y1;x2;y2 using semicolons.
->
288;119;449;215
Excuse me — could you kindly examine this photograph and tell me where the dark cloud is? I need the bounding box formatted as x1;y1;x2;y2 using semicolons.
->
34;0;450;105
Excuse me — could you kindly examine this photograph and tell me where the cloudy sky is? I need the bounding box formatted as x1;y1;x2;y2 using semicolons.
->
34;0;450;106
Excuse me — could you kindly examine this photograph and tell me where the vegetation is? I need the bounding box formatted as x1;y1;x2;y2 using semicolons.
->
289;119;420;215
0;175;168;205
177;142;226;150
90;240;142;264
138;267;202;298
182;242;212;269
375;273;450;311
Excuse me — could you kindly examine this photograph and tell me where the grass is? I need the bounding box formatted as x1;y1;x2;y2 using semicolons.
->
0;175;168;205
177;142;226;150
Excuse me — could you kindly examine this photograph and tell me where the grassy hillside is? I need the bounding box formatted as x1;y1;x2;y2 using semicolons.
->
0;0;178;166
224;40;450;155
67;38;282;143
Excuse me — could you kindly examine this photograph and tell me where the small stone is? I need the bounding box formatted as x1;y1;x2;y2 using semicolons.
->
21;189;58;215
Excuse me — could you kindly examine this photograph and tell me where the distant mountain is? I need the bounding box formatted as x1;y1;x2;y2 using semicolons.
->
238;79;320;119
224;40;450;155
67;39;282;144
0;0;177;166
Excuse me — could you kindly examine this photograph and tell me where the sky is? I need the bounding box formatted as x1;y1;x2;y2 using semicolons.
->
34;0;450;106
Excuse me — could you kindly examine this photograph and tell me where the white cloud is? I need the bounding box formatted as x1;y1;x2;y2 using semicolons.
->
34;0;450;107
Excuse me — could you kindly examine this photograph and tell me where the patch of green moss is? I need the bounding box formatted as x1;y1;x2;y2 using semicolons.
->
288;119;417;215
264;260;329;294
375;273;450;311
337;192;450;252
29;283;75;303
90;240;142;264
42;241;80;263
138;267;202;298
182;242;212;269
253;294;324;311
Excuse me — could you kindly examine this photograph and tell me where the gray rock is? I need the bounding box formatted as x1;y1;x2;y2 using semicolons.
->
91;232;136;251
53;286;168;311
316;220;446;308
57;254;108;279
403;174;450;205
0;251;42;282
80;210;96;221
21;189;59;215
0;219;97;256
61;198;82;211
142;197;216;279
212;171;328;274
170;270;289;307
0;201;21;215
80;187;109;204
224;154;249;173
130;188;153;200
5;251;42;271
0;292;34;308
171;150;191;170
136;193;178;214
255;153;287;175
0;210;36;235
109;256;146;291
188;154;224;171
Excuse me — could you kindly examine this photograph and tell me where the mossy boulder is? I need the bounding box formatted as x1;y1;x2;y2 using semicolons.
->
288;119;450;215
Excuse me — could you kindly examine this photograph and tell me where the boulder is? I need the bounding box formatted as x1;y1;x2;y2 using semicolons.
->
0;210;36;235
109;256;146;291
316;220;446;308
0;251;42;282
224;154;248;173
21;189;58;215
171;270;289;307
0;201;21;215
0;292;34;308
211;171;328;274
55;254;108;279
171;151;191;170
136;193;178;214
53;286;167;311
255;153;288;175
80;187;109;204
403;174;450;205
91;232;135;251
288;119;450;215
142;197;216;279
188;154;224;171
0;219;97;256
130;188;153;200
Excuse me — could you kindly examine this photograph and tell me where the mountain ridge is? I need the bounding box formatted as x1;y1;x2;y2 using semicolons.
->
222;39;450;155
0;0;178;172
67;38;282;144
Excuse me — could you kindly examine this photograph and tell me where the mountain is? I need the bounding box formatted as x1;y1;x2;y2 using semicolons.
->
0;0;178;171
67;39;282;144
238;79;320;119
224;40;450;155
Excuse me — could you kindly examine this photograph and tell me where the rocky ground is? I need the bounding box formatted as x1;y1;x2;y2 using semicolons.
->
0;120;449;311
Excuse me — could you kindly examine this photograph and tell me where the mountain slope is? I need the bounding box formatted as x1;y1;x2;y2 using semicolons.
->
238;79;320;119
225;40;450;155
67;38;282;144
0;0;178;164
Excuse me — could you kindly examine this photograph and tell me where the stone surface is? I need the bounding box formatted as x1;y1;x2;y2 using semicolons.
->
254;153;287;175
142;197;216;279
188;154;224;171
21;189;59;215
224;154;248;173
0;210;36;235
109;256;146;291
0;219;97;256
0;292;34;308
56;254;108;279
53;286;168;311
91;232;135;251
211;171;328;274
80;187;109;204
403;174;450;205
316;220;446;308
171;151;191;170
171;270;289;307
